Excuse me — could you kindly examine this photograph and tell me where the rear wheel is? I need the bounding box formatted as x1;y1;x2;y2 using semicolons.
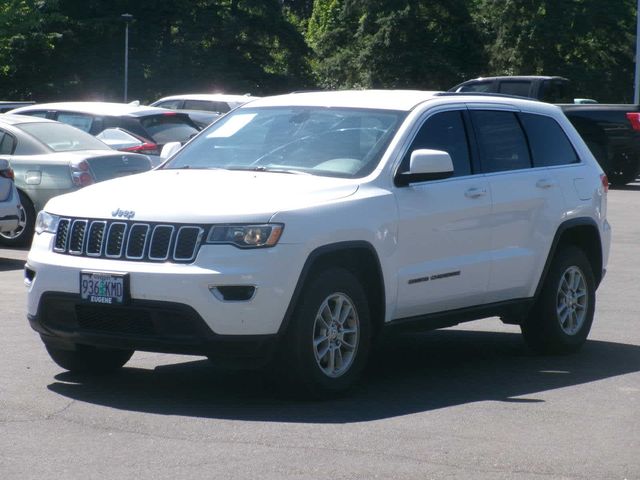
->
45;343;134;374
278;268;371;397
521;246;595;354
0;190;35;247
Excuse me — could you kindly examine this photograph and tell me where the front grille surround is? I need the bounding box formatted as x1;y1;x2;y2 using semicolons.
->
53;217;206;264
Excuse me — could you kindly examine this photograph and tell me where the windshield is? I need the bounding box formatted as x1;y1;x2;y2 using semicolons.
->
164;107;405;178
20;122;111;152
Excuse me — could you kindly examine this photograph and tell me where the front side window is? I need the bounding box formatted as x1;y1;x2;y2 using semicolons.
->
164;107;405;178
400;110;471;177
520;113;579;167
471;110;531;173
19;122;111;152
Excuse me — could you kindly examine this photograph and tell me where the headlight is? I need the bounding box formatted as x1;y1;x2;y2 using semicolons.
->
206;224;284;248
35;211;60;235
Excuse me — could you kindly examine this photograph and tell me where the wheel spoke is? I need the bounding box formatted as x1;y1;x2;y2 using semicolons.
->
338;303;352;326
314;335;329;348
328;347;336;373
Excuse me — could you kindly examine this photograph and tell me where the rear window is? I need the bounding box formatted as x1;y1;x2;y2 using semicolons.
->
19;122;111;152
139;115;199;144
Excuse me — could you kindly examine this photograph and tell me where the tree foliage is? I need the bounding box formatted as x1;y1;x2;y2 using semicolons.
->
0;0;637;103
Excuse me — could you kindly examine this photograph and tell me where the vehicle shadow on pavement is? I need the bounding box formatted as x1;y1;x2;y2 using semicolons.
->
47;329;640;423
0;258;25;272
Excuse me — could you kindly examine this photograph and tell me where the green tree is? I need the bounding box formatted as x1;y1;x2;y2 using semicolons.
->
307;0;487;89
472;0;637;102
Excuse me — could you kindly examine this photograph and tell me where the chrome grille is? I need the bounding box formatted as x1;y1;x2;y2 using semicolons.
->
53;218;205;263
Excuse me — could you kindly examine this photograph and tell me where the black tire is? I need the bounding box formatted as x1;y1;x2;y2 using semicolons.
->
521;246;596;354
277;267;372;398
45;344;134;374
0;189;35;247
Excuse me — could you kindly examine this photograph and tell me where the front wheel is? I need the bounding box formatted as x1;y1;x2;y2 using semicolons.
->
45;343;134;374
521;246;596;354
278;268;372;397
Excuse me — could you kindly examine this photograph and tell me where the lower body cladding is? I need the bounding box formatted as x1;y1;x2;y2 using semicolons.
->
25;240;306;366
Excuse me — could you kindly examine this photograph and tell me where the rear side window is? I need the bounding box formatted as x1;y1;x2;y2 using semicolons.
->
520;113;579;167
401;110;471;177
498;81;532;98
139;115;199;144
155;100;183;110
471;110;531;173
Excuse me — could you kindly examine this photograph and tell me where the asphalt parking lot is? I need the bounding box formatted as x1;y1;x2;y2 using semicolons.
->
0;186;638;480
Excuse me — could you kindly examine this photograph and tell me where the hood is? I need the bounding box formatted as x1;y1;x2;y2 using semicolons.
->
44;169;360;223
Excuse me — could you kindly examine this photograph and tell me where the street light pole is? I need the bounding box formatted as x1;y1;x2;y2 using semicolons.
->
635;0;640;103
121;13;133;103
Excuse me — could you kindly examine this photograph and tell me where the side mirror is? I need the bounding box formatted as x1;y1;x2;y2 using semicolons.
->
396;149;454;186
160;142;182;159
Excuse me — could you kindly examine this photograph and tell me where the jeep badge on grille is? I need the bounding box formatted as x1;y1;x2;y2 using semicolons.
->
112;208;135;220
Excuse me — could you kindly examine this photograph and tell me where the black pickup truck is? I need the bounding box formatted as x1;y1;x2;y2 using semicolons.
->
449;76;640;185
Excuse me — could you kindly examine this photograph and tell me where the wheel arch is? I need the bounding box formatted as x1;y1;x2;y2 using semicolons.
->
535;217;604;298
277;241;386;339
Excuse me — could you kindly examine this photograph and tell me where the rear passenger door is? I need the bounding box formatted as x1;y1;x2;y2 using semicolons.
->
393;108;493;318
468;107;567;302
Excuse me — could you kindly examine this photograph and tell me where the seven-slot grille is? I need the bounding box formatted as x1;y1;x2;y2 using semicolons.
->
53;218;204;263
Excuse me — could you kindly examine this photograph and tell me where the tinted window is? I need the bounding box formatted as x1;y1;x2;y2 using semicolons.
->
498;81;531;98
0;131;16;154
520;113;579;167
56;112;94;132
471;111;531;173
139;115;200;144
155;100;183;110
23;110;49;118
458;81;493;93
401;110;471;176
183;100;230;113
540;80;572;103
19;122;111;152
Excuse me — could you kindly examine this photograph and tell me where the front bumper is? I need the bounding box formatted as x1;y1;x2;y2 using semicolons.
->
29;292;277;366
26;232;306;337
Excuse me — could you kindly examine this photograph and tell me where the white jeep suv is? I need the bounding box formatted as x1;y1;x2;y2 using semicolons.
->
25;90;611;396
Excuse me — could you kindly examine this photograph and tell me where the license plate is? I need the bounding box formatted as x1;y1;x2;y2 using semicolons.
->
80;271;129;305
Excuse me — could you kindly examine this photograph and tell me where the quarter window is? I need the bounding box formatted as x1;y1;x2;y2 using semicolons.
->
471;110;531;173
401;110;472;177
520;113;579;167
0;131;16;154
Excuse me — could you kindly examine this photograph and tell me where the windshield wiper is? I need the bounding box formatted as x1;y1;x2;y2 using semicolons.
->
227;166;311;175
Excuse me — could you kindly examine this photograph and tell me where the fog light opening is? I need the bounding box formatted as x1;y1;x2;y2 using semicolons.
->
210;285;256;302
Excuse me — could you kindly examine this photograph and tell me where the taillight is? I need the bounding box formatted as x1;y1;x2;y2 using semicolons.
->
0;167;14;180
120;142;160;155
600;173;609;193
70;160;95;187
625;112;640;131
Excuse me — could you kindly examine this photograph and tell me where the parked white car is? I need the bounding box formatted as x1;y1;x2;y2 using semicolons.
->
25;90;610;397
150;93;259;127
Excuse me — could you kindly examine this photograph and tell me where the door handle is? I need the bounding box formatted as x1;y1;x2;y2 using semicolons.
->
464;187;487;199
536;178;555;189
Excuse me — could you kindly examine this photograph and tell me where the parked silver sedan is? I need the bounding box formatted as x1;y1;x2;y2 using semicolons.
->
0;114;152;246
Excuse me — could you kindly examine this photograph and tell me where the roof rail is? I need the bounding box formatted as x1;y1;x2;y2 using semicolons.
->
436;92;540;102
